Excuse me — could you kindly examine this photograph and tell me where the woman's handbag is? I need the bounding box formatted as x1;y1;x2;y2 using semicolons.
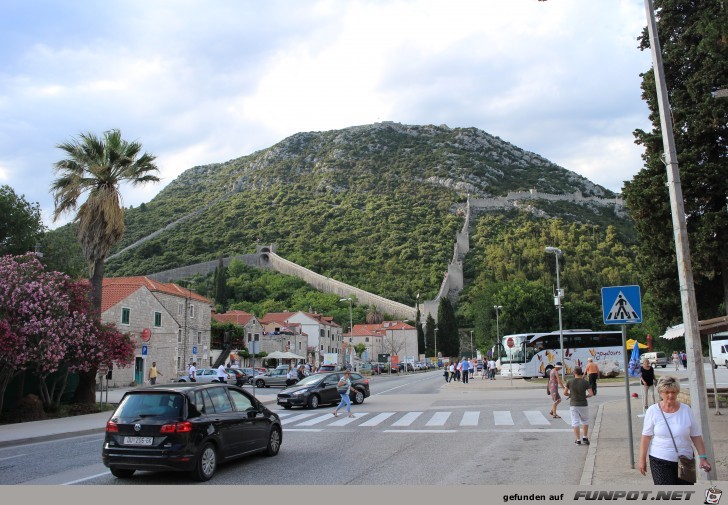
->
658;404;697;483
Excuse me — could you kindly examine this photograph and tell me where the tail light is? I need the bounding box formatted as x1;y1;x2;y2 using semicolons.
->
106;420;118;432
160;421;193;433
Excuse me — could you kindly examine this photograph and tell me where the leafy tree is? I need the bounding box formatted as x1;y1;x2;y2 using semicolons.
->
0;254;134;412
424;313;436;357
51;129;159;403
624;0;728;325
213;256;228;309
0;185;44;256
437;298;459;358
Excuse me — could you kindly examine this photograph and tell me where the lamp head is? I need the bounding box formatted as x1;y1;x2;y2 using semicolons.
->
545;246;562;256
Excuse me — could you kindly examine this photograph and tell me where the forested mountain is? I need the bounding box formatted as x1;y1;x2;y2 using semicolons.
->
98;122;630;305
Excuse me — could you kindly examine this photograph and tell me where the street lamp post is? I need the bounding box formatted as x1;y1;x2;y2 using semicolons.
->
340;298;354;368
545;246;565;381
494;305;502;381
470;330;474;359
434;328;438;366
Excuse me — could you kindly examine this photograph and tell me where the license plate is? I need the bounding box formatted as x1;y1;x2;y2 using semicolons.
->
123;436;154;446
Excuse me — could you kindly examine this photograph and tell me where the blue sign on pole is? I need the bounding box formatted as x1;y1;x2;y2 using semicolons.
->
141;345;148;356
192;346;198;355
601;285;642;325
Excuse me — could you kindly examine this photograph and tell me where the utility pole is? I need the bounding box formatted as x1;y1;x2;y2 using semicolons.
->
644;0;714;478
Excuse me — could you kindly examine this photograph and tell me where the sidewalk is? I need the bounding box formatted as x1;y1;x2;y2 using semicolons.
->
1;374;725;485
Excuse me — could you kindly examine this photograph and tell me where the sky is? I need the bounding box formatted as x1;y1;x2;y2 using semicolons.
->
0;0;655;229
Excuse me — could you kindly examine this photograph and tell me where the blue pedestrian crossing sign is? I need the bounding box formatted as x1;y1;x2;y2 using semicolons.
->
602;285;642;325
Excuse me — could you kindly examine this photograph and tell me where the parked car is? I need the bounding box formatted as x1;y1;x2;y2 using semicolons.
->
225;368;248;387
102;383;282;481
370;363;385;374
178;368;232;384
397;363;415;372
276;371;370;409
316;364;344;372
642;352;668;368
248;368;292;388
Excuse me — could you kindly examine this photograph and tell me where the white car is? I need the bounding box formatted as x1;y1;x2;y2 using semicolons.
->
178;368;232;383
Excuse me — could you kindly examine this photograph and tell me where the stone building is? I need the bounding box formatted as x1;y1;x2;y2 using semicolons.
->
101;277;213;386
350;321;418;363
260;311;342;365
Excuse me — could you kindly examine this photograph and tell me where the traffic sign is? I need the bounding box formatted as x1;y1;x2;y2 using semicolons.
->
141;328;151;342
506;337;514;348
141;345;148;356
602;285;642;325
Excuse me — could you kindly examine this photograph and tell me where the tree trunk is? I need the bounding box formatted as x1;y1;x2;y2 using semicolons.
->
73;369;97;405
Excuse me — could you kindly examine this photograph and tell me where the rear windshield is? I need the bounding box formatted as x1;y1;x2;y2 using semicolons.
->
115;393;184;418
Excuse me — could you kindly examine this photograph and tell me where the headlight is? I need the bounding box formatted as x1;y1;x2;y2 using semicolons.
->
291;389;308;396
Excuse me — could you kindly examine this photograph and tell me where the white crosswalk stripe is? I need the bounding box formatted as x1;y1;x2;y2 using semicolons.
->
425;411;451;426
392;411;424;426
359;412;396;426
460;411;479;426
494;411;514;425
280;409;577;430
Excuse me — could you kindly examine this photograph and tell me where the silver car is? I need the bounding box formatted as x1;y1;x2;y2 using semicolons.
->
249;368;294;388
178;368;232;384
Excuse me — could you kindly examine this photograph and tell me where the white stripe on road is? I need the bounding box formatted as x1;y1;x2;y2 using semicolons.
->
359;412;395;426
460;411;480;426
426;411;451;426
62;471;110;485
329;413;369;426
384;429;456;433
294;414;338;426
392;411;423;426
280;413;318;425
523;410;551;425
494;411;514;425
0;454;27;462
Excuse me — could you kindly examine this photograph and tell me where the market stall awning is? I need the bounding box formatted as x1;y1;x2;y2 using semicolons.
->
265;351;306;360
625;339;648;349
659;315;728;340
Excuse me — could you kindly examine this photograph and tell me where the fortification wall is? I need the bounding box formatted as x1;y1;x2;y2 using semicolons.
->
148;253;261;283
267;253;416;320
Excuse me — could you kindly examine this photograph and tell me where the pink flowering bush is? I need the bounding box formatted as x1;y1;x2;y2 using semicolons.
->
0;254;134;412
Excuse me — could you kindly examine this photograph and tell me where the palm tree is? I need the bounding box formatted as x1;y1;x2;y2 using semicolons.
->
51;129;159;402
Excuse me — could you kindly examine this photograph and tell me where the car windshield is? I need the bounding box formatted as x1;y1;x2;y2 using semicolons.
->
294;375;324;386
116;393;184;418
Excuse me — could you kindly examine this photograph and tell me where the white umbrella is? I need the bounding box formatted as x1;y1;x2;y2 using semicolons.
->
266;351;306;360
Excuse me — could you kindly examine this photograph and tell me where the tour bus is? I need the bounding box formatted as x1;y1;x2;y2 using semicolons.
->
500;329;624;378
711;332;728;369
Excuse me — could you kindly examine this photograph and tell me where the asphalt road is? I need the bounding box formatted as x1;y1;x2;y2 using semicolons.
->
0;370;624;486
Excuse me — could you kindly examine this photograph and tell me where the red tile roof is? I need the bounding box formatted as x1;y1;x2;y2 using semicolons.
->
212;310;256;325
101;277;212;313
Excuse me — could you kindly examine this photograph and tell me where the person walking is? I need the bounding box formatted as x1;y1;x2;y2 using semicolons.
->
640;358;656;410
148;361;162;385
462;357;470;383
448;362;455;382
216;363;230;383
489;358;497;380
671;351;681;371
639;376;712;484
548;362;565;418
680;351;687;369
563;366;593;445
584;358;599;396
188;362;197;382
332;370;355;418
455;360;462;382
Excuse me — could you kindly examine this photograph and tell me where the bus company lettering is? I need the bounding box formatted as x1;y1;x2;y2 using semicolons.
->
593;350;622;360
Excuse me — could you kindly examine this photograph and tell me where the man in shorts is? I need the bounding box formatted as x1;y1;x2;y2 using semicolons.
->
563;366;593;445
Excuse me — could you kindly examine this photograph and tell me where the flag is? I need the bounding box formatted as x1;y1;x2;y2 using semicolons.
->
628;339;642;378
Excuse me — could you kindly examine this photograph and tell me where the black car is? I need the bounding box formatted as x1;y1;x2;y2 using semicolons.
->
102;383;282;481
276;371;370;409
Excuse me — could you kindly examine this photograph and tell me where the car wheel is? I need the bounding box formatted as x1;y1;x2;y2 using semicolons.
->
715;361;719;369
352;388;365;404
255;379;265;388
307;395;320;409
282;404;292;409
110;467;135;479
191;442;217;482
178;379;186;382
265;427;282;457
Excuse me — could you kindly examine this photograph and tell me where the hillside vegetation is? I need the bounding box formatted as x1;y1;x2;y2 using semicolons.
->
98;123;630;308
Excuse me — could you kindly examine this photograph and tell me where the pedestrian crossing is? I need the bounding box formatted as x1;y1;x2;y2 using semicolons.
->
277;409;573;431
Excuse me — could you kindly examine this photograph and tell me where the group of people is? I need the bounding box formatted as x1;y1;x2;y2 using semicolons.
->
443;357;497;383
547;354;712;485
671;350;688;370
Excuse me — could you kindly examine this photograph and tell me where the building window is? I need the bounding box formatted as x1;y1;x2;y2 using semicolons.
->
177;329;182;343
178;303;183;316
197;331;202;345
154;311;162;327
121;307;130;325
189;304;195;318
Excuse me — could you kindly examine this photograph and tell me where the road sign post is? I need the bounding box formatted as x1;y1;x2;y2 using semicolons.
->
602;285;642;470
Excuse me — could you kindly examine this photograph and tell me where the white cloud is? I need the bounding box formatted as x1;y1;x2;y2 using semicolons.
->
0;0;657;228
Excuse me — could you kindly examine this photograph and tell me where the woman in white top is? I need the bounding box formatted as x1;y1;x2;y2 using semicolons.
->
639;376;711;484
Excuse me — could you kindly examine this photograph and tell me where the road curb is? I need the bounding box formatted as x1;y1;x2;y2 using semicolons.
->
580;401;603;485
